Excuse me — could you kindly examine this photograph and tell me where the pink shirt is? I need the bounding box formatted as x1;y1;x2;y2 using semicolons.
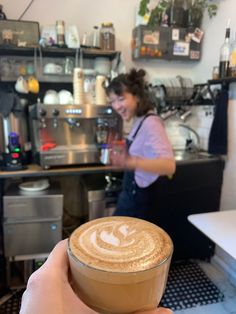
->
128;113;174;188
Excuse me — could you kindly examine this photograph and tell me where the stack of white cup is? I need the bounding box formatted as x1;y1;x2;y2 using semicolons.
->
73;68;84;104
95;75;107;105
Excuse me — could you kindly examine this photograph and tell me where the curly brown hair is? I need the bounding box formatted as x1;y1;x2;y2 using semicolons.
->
105;68;154;116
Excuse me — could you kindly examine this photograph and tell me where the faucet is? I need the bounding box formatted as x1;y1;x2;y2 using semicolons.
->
179;109;192;122
160;107;178;120
179;123;200;152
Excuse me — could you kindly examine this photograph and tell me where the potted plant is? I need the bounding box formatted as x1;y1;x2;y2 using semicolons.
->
138;0;171;27
138;0;218;28
187;0;218;27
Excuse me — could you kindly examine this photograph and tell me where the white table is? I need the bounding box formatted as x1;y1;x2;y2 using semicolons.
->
188;210;236;260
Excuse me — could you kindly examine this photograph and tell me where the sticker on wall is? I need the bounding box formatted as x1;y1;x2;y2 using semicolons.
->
190;50;200;60
172;29;179;41
173;41;189;56
192;28;204;43
143;30;160;45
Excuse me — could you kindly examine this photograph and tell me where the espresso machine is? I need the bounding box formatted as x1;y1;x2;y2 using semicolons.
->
29;103;122;169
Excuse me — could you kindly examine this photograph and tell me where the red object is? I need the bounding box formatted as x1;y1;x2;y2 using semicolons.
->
11;153;19;158
41;143;57;151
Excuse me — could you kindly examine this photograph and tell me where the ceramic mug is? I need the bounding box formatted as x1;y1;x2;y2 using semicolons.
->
58;89;74;104
15;76;29;94
43;90;59;105
44;63;63;74
27;76;40;94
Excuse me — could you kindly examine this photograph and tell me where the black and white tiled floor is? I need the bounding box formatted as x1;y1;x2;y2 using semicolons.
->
160;261;224;311
0;259;236;313
174;260;236;314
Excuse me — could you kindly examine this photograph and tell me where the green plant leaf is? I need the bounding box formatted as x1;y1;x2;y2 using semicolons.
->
138;0;150;16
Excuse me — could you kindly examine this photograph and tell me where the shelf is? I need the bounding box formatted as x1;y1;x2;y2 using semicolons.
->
208;77;236;85
0;75;73;84
0;45;119;59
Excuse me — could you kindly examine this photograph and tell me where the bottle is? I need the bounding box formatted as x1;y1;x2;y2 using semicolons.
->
56;20;66;47
92;26;100;49
0;5;7;20
100;22;115;51
219;27;231;78
230;32;236;77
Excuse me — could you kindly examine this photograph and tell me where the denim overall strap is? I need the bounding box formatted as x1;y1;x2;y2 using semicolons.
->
114;113;157;219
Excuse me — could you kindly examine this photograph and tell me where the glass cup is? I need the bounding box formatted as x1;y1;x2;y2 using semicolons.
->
110;139;126;166
68;216;173;314
64;57;74;75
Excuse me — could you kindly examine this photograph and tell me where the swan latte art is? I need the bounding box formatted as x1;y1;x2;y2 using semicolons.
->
68;217;173;314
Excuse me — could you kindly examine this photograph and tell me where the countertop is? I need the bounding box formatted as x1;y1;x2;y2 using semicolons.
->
0;153;223;179
0;164;120;179
188;210;236;260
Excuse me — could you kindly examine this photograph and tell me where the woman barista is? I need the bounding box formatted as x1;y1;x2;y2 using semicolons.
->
106;68;176;219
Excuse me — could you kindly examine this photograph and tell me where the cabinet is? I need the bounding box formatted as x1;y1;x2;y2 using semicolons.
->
148;159;225;261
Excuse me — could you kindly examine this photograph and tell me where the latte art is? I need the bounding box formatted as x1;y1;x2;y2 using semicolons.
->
69;217;173;272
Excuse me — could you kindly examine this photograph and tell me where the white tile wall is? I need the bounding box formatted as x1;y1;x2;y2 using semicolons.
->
165;105;214;151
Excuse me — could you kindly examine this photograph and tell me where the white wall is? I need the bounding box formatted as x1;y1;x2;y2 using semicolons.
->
1;0;236;83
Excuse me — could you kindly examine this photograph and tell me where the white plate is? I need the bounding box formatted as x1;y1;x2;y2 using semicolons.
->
19;179;50;192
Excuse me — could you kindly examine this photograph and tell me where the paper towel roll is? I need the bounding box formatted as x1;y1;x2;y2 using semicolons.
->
73;68;84;104
95;75;107;105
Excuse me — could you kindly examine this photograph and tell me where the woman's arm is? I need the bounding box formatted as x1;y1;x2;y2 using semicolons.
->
126;156;176;176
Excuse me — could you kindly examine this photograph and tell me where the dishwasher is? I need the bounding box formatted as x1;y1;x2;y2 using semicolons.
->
3;180;63;286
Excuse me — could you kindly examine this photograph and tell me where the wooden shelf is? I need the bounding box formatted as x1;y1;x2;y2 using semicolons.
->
0;45;120;59
0;164;120;179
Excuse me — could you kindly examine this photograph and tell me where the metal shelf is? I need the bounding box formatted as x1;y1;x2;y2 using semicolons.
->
208;77;236;85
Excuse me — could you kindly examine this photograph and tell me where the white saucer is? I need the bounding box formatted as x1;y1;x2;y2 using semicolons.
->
19;179;50;192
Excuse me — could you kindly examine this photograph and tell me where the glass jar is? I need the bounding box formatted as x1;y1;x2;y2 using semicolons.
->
100;22;115;51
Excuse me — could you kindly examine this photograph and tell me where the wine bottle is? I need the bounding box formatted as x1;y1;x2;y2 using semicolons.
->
230;32;236;77
219;27;231;78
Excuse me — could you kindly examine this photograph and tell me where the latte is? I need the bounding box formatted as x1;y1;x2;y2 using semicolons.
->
68;216;173;314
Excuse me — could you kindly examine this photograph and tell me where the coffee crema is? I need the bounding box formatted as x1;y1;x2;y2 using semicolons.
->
69;216;173;272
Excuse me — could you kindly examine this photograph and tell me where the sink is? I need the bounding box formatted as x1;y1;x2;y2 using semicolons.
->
174;150;215;162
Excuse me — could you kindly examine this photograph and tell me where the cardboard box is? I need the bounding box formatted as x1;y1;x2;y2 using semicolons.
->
0;19;40;47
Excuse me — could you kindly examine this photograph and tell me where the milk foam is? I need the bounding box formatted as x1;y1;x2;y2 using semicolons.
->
69;217;173;272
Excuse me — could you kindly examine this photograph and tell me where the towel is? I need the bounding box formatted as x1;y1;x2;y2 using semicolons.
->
208;89;228;155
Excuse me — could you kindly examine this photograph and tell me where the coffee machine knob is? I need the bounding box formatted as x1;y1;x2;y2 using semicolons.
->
39;109;47;117
52;109;60;116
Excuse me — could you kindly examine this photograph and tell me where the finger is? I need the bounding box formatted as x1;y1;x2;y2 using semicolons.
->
137;307;173;314
157;307;173;314
41;239;69;273
156;308;173;314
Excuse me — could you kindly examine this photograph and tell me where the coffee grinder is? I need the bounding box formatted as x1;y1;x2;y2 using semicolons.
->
0;91;31;171
1;132;27;170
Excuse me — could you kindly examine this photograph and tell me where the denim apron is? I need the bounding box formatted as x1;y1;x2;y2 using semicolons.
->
114;113;157;220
